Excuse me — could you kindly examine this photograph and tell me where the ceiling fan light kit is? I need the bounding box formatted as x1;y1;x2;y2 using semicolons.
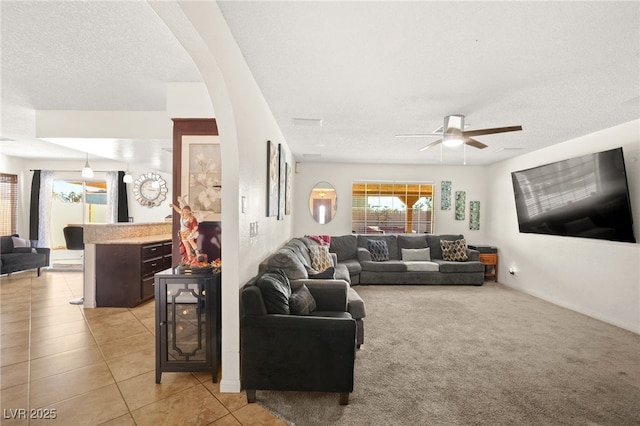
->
398;114;523;153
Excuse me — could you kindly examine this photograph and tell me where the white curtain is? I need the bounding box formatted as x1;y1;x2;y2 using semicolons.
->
106;171;118;224
38;170;54;248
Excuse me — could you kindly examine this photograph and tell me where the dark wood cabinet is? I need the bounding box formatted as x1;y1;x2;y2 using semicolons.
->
155;269;221;383
96;239;172;307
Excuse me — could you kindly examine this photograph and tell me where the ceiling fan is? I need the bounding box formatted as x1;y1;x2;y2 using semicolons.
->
396;115;522;151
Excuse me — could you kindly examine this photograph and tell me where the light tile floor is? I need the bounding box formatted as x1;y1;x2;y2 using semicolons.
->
0;270;286;426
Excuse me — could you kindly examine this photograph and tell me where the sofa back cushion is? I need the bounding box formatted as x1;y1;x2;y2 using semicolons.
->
329;235;358;261
255;269;292;314
268;248;309;280
1;236;15;254
357;235;399;260
397;234;428;258
426;234;463;260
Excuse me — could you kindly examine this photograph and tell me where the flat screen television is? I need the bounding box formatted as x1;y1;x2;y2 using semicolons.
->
511;147;636;243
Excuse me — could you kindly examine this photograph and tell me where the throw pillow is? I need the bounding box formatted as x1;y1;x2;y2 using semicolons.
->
441;239;468;262
401;247;431;261
367;239;389;262
11;237;30;248
309;245;333;272
289;284;317;315
307;266;336;279
255;269;292;314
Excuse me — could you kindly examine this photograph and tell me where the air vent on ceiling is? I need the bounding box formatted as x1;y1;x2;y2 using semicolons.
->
303;153;322;159
498;147;525;152
292;118;323;127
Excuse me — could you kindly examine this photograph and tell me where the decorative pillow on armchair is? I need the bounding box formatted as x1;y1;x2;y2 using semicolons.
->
309;245;333;272
367;239;389;262
441;239;468;262
289;284;317;315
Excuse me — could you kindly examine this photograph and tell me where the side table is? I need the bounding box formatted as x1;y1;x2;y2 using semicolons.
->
470;245;498;282
154;268;221;383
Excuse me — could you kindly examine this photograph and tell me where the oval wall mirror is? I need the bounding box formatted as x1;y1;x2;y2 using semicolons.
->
309;181;337;224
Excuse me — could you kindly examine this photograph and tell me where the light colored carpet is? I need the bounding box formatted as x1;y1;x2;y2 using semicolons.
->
257;282;640;425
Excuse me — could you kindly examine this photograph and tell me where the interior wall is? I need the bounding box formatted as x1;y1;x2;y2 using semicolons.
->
293;162;489;245
151;1;295;393
486;119;640;333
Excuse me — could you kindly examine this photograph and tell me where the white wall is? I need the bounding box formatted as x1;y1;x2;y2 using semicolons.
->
293;162;489;245
151;1;295;393
486;120;640;333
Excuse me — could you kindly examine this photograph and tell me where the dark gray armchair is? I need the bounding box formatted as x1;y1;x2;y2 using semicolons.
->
240;269;357;405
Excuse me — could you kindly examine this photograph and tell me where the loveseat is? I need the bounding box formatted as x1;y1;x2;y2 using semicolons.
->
259;237;367;348
329;234;484;286
1;235;50;276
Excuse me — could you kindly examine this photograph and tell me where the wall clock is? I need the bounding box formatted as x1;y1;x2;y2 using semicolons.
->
133;172;168;207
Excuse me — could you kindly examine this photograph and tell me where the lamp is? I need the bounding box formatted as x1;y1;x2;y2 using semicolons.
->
81;153;94;178
123;164;133;183
442;133;464;148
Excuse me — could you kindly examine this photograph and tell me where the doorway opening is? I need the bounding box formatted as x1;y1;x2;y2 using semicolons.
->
50;179;107;268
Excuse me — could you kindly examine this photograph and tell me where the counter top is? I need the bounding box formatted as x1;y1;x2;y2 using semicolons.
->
84;222;172;244
95;234;172;245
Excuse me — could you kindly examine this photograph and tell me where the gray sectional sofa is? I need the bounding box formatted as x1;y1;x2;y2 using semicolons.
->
329;233;484;286
257;233;484;348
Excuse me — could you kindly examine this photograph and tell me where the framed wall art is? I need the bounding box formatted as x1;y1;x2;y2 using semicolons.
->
278;144;286;220
469;201;480;230
285;162;292;215
180;135;221;223
267;140;279;217
455;191;466;220
441;181;452;210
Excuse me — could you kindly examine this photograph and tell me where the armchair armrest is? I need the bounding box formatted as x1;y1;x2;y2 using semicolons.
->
357;247;372;262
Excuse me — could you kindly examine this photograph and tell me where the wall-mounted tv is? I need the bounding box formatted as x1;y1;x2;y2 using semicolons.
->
511;147;636;243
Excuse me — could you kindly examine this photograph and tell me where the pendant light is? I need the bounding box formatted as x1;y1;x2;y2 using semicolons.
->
81;153;94;178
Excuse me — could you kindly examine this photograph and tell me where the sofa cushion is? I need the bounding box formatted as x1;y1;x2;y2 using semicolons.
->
401;247;431;261
269;248;309;280
437;260;484;273
360;260;407;272
329;235;358;261
289;284;317;315
441;239;469;261
0;236;14;254
288;238;313;267
339;258;362;276
367;240;389;261
255;269;292;314
426;234;463;259
308;266;335;279
309;245;334;272
397;234;428;258
405;261;440;272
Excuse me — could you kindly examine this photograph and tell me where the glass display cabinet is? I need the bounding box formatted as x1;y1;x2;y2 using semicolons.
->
154;269;221;383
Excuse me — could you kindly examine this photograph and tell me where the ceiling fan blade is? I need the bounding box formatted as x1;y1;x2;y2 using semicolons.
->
462;125;522;137
395;133;442;138
464;138;488;149
419;139;442;151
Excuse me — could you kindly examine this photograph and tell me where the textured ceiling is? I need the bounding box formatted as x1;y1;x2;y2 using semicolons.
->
1;1;639;168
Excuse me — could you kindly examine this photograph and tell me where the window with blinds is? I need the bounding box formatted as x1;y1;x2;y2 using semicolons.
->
0;173;18;235
352;182;434;234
